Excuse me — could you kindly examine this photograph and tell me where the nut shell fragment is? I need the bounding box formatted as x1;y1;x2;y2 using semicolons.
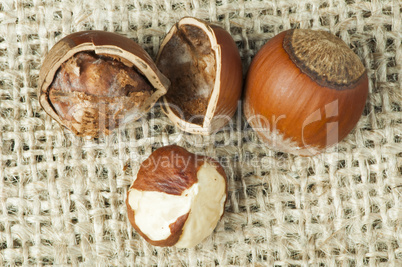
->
39;31;169;137
156;17;243;135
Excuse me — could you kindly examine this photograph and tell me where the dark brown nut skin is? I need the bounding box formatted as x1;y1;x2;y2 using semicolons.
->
126;145;227;247
39;31;169;137
244;29;369;156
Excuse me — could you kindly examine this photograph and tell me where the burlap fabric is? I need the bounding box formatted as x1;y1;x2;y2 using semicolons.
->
1;0;401;266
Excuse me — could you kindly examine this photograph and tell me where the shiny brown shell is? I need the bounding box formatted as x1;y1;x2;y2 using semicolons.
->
244;29;369;156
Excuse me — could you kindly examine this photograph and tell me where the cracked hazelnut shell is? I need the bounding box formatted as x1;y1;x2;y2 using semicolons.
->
126;145;227;248
244;29;369;156
38;31;169;137
156;17;243;135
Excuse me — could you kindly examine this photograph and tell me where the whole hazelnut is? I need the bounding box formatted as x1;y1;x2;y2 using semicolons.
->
126;145;227;248
156;17;243;135
244;29;369;156
38;31;169;137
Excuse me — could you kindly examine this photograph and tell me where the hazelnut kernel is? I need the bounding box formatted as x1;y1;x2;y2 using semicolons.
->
126;145;227;248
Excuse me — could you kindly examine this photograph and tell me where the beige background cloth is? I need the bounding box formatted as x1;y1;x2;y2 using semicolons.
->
1;0;401;266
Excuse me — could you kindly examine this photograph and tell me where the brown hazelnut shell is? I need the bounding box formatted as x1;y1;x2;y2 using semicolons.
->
156;17;243;135
126;145;227;247
38;30;169;136
244;29;369;156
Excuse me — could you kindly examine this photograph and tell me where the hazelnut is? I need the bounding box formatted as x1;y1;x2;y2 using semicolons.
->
38;31;169;137
156;17;243;135
126;145;227;248
244;29;369;156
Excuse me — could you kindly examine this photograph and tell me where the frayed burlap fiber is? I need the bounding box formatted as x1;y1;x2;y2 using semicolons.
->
0;0;401;266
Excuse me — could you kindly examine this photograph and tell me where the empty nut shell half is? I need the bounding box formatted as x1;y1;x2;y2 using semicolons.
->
156;17;243;135
38;31;169;137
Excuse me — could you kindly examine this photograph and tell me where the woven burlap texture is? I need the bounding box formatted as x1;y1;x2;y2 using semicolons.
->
1;0;401;266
